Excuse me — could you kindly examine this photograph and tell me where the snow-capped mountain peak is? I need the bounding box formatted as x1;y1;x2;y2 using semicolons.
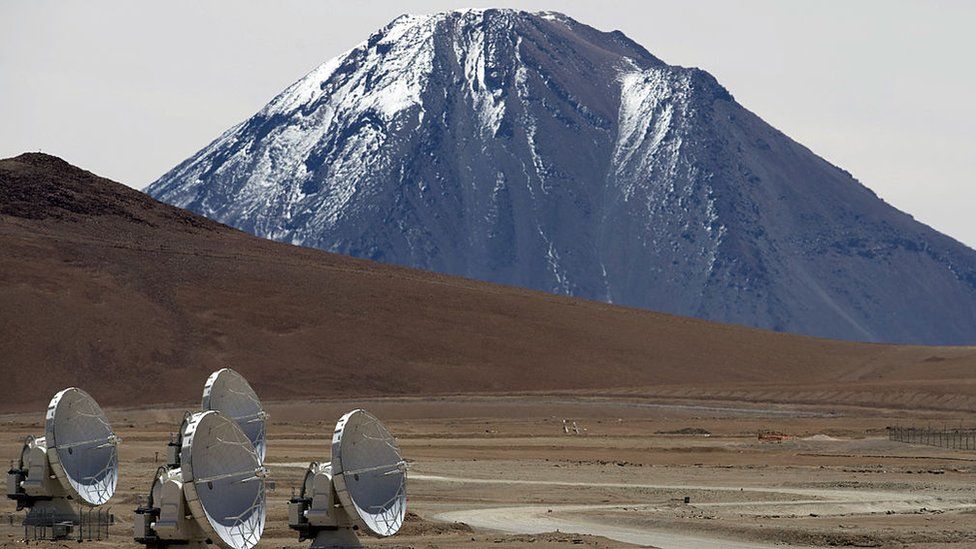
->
148;10;976;344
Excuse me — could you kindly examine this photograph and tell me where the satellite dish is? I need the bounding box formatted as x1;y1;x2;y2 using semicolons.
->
183;411;267;548
288;409;406;548
134;411;267;549
5;388;119;540
332;410;407;536
202;368;267;463
45;388;119;506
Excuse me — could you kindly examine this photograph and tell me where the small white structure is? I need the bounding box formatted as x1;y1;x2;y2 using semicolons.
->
6;388;119;539
288;409;407;548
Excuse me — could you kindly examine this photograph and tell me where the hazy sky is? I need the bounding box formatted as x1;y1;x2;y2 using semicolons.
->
3;0;974;247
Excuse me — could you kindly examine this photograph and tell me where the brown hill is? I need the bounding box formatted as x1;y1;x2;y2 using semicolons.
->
1;153;975;413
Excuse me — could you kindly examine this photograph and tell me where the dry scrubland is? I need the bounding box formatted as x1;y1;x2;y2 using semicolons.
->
2;395;976;548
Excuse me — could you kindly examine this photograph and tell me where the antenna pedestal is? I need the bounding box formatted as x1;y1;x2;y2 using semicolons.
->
289;463;362;548
308;528;362;548
134;467;239;548
21;499;79;539
310;527;363;549
23;498;78;523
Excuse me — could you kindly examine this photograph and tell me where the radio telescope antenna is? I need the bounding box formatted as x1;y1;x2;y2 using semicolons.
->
201;368;267;463
134;410;267;549
288;409;406;548
6;388;120;540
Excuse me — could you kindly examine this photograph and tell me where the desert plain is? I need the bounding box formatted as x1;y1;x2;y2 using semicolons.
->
2;392;975;548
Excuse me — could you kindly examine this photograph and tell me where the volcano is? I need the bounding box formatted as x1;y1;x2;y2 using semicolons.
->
147;9;976;344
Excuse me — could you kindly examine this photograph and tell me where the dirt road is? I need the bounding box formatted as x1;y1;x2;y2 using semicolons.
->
415;472;975;548
436;503;782;548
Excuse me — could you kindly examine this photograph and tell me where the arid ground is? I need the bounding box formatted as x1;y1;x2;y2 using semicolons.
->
3;393;975;548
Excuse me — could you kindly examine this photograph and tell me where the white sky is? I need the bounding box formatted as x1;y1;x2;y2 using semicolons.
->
2;0;974;248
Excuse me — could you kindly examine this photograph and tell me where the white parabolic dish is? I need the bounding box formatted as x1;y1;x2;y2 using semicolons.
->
331;409;407;537
202;368;267;463
181;411;266;549
44;388;118;506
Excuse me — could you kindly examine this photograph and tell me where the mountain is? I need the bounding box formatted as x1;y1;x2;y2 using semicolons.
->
4;153;976;412
146;9;976;344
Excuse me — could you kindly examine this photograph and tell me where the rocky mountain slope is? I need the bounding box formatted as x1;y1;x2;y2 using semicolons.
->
147;9;976;344
4;153;976;412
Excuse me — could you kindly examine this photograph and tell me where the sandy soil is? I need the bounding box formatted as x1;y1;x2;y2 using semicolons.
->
2;395;976;548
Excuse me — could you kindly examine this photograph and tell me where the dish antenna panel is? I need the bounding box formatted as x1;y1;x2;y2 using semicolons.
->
6;388;120;539
202;368;267;463
288;409;406;548
134;410;267;548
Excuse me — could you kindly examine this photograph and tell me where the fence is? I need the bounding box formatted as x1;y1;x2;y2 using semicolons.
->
76;507;112;541
888;425;976;450
20;506;112;541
